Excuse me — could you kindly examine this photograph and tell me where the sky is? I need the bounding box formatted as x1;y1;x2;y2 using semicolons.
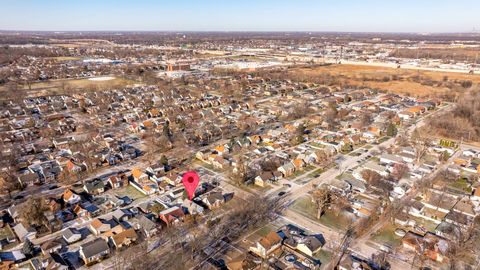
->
0;0;479;33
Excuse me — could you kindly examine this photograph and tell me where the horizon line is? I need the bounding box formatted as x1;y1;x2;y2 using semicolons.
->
1;29;479;35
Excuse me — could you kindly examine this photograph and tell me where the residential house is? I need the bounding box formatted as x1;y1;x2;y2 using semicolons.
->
89;218;117;235
278;162;295;177
107;175;127;189
288;234;324;257
254;171;274;187
182;199;205;216
131;215;158;238
159;206;185;226
201;192;225;209
40;238;64;256
131;168;148;183
73;204;89;219
109;228;138;250
63;189;81;205
17;171;40;187
111;208;134;223
62;228;82;244
84;179;105;195
79;238;110;266
379;153;404;165
249;231;282;258
292;158;305;171
402;231;448;263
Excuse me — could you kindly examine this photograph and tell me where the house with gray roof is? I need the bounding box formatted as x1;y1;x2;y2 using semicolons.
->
79;238;110;266
62;228;82;244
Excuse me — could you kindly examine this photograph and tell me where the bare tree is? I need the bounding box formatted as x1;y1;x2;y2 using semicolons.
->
311;186;332;219
20;198;48;229
361;169;382;183
446;215;480;269
391;163;410;181
411;128;430;163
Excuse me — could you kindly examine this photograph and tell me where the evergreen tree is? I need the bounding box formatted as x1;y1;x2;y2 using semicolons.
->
386;123;398;137
160;155;168;166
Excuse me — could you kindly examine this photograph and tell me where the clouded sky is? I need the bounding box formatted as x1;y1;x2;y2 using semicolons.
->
1;0;479;32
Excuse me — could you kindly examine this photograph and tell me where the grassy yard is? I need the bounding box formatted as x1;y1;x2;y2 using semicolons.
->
336;172;354;180
308;168;325;178
363;144;374;149
313;249;333;269
244;223;277;245
115;185;147;200
255;224;277;237
410;216;439;232
0;225;17;249
0;225;15;240
290;196;350;231
228;180;269;194
448;178;473;194
378;136;391;143
348;151;362;157
288;165;314;180
199;162;224;174
370;224;402;247
309;142;325;149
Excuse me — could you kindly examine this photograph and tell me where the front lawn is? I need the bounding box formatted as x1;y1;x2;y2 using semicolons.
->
378;136;391;143
370;224;402;247
448;178;473;194
308;168;325;178
115;185;147;200
313;249;333;269
290;196;351;231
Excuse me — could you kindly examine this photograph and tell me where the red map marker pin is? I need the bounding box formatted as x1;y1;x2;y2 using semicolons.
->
182;171;200;200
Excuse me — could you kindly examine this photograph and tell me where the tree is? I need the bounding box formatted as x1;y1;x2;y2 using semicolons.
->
260;158;280;172
371;252;391;270
160;155;169;167
162;122;173;142
290;123;306;145
411;128;431;163
324;102;339;128
0;172;23;199
360;112;373;126
341;143;353;153
395;134;409;147
315;150;329;165
20;198;48;228
312;186;332;219
361;169;382;183
391;163;409;181
229;157;257;186
386;123;398;137
440;151;450;162
446;215;480;269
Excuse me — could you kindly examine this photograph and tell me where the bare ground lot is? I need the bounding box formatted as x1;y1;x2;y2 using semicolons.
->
283;64;480;97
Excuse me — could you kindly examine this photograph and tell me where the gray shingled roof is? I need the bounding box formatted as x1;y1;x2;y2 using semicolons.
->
80;238;109;259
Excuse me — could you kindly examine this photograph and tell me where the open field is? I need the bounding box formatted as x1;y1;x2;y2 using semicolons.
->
284;64;480;97
391;47;480;63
